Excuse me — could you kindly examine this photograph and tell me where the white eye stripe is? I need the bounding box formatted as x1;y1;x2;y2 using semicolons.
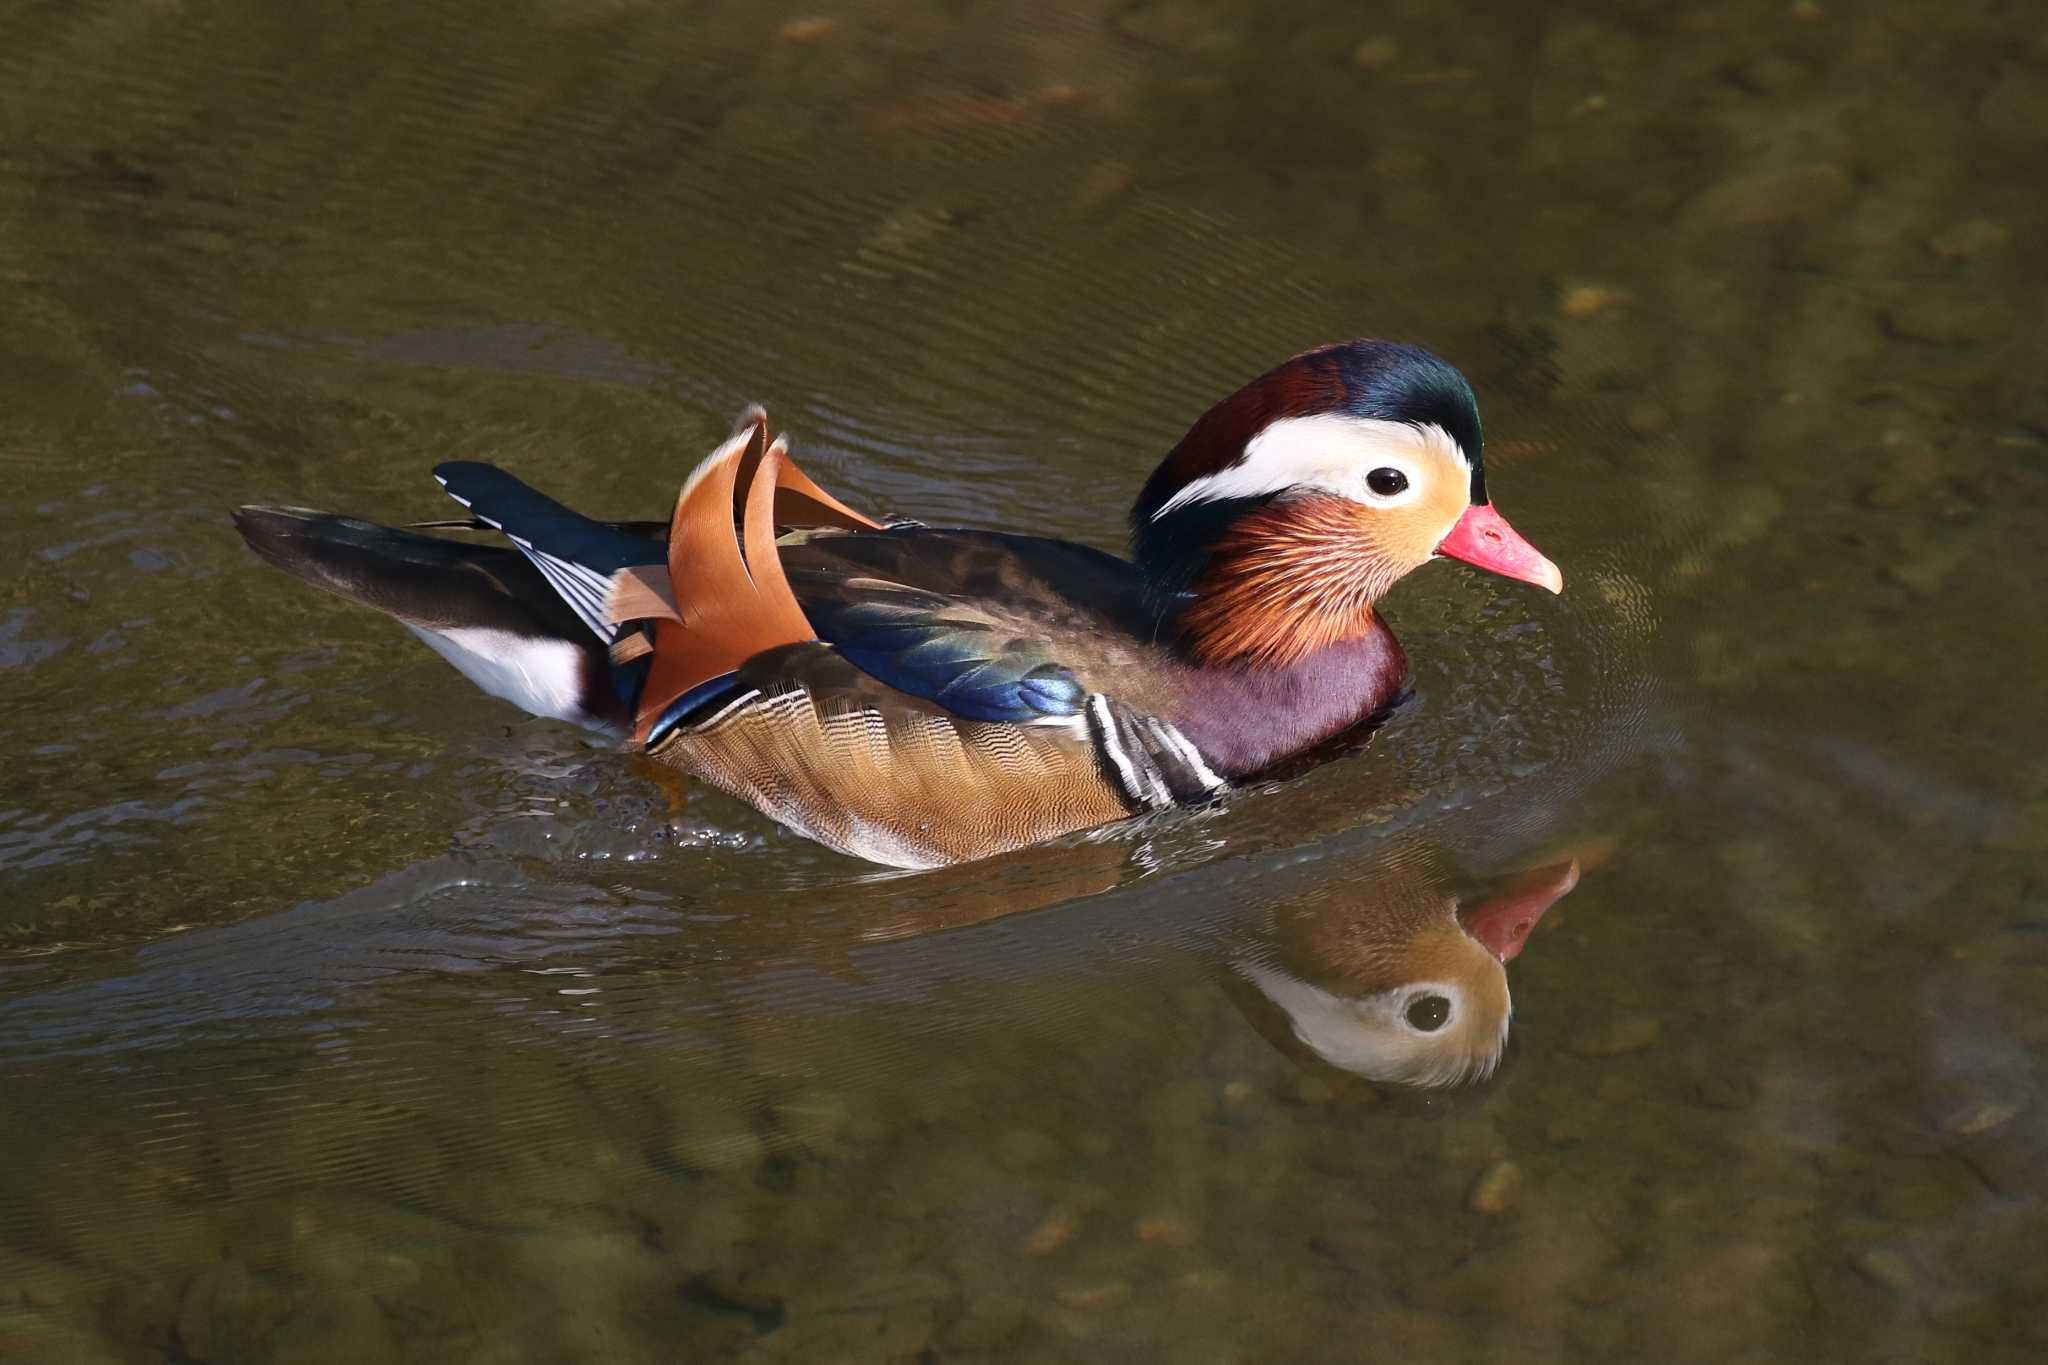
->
1153;415;1469;519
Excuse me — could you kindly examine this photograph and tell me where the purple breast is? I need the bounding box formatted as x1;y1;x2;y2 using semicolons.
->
1166;620;1408;778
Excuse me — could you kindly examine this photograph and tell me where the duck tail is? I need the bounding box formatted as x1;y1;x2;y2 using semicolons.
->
235;415;881;741
232;504;636;733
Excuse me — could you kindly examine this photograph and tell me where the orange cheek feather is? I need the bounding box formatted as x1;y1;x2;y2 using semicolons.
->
1183;496;1416;668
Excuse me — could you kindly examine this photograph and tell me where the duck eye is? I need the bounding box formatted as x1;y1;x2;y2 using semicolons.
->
1366;467;1409;498
1405;994;1451;1032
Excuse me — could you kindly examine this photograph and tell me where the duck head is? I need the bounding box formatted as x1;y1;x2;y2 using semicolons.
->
1130;340;1561;667
1230;858;1580;1087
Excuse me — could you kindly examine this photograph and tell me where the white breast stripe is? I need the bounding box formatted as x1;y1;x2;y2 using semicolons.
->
1086;694;1168;809
1148;717;1227;795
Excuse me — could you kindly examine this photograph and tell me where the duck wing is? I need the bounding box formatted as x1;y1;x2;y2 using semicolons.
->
779;527;1169;720
649;639;1137;866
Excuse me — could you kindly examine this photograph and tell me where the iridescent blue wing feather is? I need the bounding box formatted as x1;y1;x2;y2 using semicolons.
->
795;577;1088;724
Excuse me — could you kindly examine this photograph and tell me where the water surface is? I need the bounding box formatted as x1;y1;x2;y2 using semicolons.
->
3;1;2045;1361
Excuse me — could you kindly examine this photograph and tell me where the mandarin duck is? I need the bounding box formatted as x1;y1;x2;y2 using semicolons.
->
235;340;1560;868
1231;856;1581;1086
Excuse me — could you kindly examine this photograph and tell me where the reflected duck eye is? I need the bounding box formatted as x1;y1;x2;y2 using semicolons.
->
1366;467;1409;497
1405;994;1451;1031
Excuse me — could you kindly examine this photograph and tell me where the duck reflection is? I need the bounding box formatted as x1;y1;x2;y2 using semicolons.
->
1226;855;1581;1087
627;812;1596;1089
0;788;1593;1099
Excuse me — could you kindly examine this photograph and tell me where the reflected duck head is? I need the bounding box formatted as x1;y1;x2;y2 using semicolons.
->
1231;858;1580;1087
1130;339;1561;668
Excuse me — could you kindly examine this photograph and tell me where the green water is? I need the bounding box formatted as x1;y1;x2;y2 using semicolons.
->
3;1;2045;1360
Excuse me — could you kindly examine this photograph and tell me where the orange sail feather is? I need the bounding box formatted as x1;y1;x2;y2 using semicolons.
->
622;411;880;742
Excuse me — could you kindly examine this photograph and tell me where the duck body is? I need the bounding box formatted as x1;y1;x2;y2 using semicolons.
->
651;524;1408;865
236;340;1560;868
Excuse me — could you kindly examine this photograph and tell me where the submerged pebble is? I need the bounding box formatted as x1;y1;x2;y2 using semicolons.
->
1881;294;1997;346
760;1304;937;1362
1053;1278;1133;1310
1135;1213;1201;1248
772;1089;852;1140
1942;1100;2020;1137
1021;1205;1083;1256
266;1291;394;1365
1071;159;1135;214
941;1294;1027;1351
1852;1246;1926;1298
1152;1079;1216;1125
1732;54;1809;94
666;1123;767;1172
1695;165;1852;228
1979;67;2048;138
1287;1074;1339;1106
1595;1075;1639;1106
1546;1114;1590;1146
1957;1140;2040;1198
1626;399;1671;437
1113;1;1240;58
175;1259;284;1365
1857;439;1944;510
1927;218;2010;258
1926;1290;1998;1330
1888;536;1969;596
0;1315;121;1365
1559;284;1634;320
661;1088;768;1174
694;1266;787;1318
1467;1160;1525;1215
995;1127;1067;1172
777;17;835;43
1353;37;1401;70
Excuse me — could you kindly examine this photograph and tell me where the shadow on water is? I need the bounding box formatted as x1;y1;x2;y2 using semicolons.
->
3;0;2047;1361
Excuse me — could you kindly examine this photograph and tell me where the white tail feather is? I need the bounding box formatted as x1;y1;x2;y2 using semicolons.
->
401;624;619;734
